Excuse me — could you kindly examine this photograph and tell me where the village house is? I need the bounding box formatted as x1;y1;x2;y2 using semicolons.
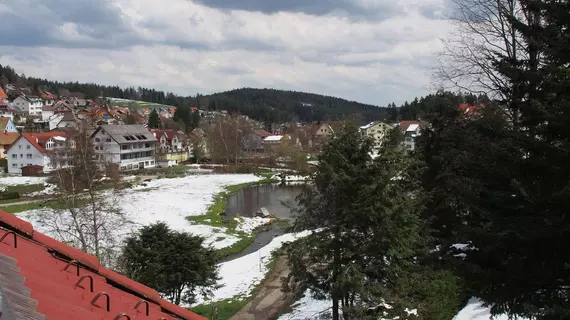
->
151;129;189;167
262;134;290;151
0;103;14;120
13;95;43;116
40;92;56;106
310;120;345;152
0;133;20;159
0;87;9;105
398;120;429;151
360;121;396;148
91;124;158;171
0;117;18;133
243;129;272;153
4;131;73;174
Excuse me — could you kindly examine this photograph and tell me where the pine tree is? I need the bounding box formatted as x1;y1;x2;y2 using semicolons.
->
421;1;570;317
147;109;161;129
284;123;424;319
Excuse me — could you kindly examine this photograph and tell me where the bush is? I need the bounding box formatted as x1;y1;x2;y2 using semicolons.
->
0;191;20;201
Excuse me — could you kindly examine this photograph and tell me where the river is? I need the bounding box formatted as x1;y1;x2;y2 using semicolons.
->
222;183;303;261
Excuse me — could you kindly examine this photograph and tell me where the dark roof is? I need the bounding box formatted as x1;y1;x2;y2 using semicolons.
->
0;211;207;320
253;129;272;137
96;124;158;144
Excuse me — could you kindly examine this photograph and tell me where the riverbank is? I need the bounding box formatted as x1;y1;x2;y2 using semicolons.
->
186;175;280;260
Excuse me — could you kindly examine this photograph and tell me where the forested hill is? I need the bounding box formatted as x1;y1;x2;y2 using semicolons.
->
0;64;388;124
199;88;388;123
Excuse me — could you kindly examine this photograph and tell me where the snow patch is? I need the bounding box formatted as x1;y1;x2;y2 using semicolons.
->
194;230;313;305
453;298;529;320
0;176;48;186
234;216;272;234
277;290;332;320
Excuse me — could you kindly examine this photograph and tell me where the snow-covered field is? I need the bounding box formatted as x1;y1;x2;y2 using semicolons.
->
17;174;262;249
0;175;48;186
194;231;312;305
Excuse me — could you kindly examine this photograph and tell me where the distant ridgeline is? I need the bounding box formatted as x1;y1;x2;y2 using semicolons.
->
0;64;487;124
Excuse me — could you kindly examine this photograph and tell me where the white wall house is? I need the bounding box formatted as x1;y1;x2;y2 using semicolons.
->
359;121;396;148
13;95;43;116
398;121;427;151
5;132;72;174
92;124;158;171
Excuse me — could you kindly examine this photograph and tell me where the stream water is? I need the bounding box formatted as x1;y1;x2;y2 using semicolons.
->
222;183;302;261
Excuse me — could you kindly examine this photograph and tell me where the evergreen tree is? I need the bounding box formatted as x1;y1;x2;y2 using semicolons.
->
119;223;219;305
421;1;570;317
147;109;161;129
284;123;424;319
189;110;201;131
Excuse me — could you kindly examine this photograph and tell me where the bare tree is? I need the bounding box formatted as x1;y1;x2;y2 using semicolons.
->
37;125;132;266
205;114;250;164
438;0;542;126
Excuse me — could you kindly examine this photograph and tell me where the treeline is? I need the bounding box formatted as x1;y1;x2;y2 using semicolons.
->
1;64;484;124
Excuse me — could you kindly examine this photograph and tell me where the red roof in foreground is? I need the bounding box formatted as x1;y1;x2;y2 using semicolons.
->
0;211;207;320
5;131;70;154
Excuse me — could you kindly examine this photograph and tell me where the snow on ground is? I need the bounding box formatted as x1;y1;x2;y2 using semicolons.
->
453;298;529;320
277;290;332;320
28;183;57;196
17;174;262;249
272;174;310;182
234;216;272;234
194;230;313;305
0;175;48;186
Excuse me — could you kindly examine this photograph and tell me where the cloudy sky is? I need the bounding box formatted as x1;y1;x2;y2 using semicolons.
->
0;0;455;106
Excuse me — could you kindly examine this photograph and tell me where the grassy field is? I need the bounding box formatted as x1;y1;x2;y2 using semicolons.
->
108;98;176;109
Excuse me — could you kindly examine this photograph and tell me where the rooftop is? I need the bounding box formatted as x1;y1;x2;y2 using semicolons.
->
0;210;206;320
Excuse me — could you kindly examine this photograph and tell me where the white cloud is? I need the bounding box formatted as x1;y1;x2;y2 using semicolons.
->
0;0;455;105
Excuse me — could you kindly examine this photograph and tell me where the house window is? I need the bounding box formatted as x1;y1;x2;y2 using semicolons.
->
95;138;101;142
145;143;150;148
145;161;149;166
27;163;32;167
12;164;17;168
150;160;154;165
19;145;21;149
122;145;129;150
19;163;23;167
106;138;112;142
26;145;30;149
11;154;16;159
26;154;32;159
20;154;23;158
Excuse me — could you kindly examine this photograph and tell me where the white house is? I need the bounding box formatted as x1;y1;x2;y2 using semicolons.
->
13;95;43;116
0;104;14;120
359;121;396;148
91;124;158;171
4;131;72;174
398;121;428;151
151;129;189;167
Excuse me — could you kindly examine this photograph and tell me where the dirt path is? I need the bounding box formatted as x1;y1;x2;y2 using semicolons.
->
0;198;46;207
229;255;295;320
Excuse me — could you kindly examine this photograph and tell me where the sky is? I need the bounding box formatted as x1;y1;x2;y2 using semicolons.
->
0;0;456;106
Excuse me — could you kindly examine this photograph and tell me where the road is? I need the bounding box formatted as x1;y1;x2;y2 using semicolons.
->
229;255;295;320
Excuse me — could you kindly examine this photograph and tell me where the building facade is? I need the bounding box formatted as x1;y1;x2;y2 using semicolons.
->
92;124;158;171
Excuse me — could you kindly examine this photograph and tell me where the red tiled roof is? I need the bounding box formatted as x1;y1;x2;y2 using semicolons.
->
458;103;485;116
4;131;70;154
0;211;207;320
0;132;19;146
152;129;185;142
0;87;8;99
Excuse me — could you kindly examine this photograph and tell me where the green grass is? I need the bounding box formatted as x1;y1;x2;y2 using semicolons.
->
5;183;45;195
0;197;91;214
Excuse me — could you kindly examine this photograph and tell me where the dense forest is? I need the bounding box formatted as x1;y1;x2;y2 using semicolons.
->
0;64;484;124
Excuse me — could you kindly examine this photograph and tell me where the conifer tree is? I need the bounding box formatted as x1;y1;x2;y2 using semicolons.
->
284;123;424;319
147;108;161;129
